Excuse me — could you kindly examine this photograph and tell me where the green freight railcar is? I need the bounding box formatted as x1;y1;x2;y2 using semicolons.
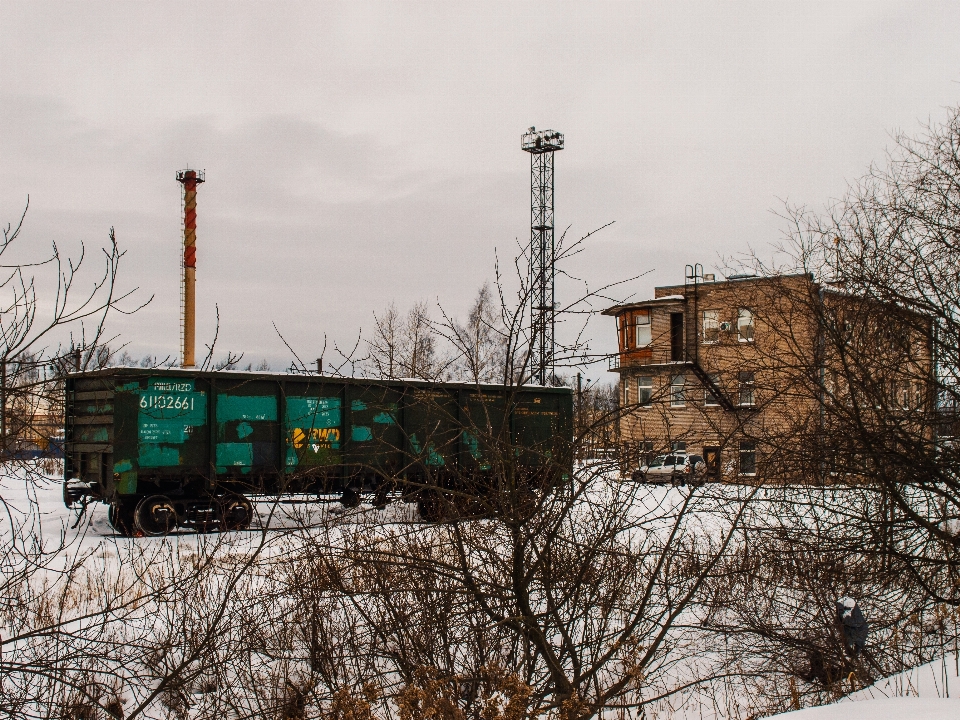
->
62;368;573;535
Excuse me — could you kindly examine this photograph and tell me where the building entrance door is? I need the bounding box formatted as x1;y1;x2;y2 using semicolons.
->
670;313;684;361
703;446;721;478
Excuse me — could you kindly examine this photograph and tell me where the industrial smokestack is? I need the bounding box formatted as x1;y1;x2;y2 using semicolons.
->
176;169;205;368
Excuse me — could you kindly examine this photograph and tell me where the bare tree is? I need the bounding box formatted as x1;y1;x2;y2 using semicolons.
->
814;110;960;574
662;108;960;710
402;301;441;380
572;379;619;460
368;302;404;379
367;301;445;381
0;203;146;466
328;472;759;718
720;107;960;609
293;227;774;719
445;283;508;384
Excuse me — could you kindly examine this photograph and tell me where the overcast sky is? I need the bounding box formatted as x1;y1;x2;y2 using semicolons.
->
2;1;960;376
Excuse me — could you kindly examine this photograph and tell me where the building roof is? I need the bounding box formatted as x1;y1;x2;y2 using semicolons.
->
601;272;816;316
600;295;685;316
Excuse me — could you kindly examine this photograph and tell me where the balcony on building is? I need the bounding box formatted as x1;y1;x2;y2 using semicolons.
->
602;295;688;371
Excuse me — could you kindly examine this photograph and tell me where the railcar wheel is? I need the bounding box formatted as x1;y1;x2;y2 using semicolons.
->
108;500;137;537
220;493;254;531
134;495;178;536
372;486;391;509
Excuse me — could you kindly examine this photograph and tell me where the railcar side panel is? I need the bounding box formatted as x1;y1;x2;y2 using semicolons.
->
283;379;344;473
213;377;280;477
401;388;461;472
64;369;573;523
343;382;406;476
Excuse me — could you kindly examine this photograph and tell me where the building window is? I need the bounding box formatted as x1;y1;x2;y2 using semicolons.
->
704;373;721;406
670;374;686;407
892;379;916;409
738;371;755;406
738;308;755;342
638;375;653;407
618;313;627;350
635;310;651;347
702;310;719;343
671;440;687;452
907;381;919;409
823;370;836;404
739;441;757;476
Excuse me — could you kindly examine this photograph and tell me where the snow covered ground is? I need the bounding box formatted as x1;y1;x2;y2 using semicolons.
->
5;466;957;720
2;462;694;552
769;653;960;719
1;463;422;549
770;697;958;719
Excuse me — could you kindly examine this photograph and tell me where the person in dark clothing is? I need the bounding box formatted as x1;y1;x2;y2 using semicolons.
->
836;596;869;657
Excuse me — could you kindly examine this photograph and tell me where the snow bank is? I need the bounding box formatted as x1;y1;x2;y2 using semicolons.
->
769;697;958;719
768;653;960;719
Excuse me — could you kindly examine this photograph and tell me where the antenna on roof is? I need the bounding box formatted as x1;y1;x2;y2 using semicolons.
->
834;236;842;282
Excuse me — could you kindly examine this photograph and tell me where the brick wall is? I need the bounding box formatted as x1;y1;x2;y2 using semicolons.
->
605;273;933;482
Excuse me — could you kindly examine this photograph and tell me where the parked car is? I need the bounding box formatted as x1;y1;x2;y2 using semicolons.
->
632;453;707;485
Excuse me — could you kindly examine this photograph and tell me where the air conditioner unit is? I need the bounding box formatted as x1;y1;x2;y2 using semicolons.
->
719;321;733;332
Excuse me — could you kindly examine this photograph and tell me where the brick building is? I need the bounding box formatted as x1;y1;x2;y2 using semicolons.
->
603;272;933;481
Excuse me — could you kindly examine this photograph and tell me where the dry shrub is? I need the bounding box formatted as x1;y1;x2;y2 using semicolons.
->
476;665;532;720
160;681;190;720
393;666;533;720
396;668;466;720
278;680;310;720
325;684;380;720
557;694;588;720
59;682;124;720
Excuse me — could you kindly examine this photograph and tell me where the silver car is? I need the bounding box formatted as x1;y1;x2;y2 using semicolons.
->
632;453;707;485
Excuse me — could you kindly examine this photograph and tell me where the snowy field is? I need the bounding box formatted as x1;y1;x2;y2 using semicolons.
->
3;463;703;556
3;466;957;719
2;464;423;553
769;652;960;718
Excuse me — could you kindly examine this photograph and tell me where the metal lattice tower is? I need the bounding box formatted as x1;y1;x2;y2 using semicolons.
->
521;127;564;385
